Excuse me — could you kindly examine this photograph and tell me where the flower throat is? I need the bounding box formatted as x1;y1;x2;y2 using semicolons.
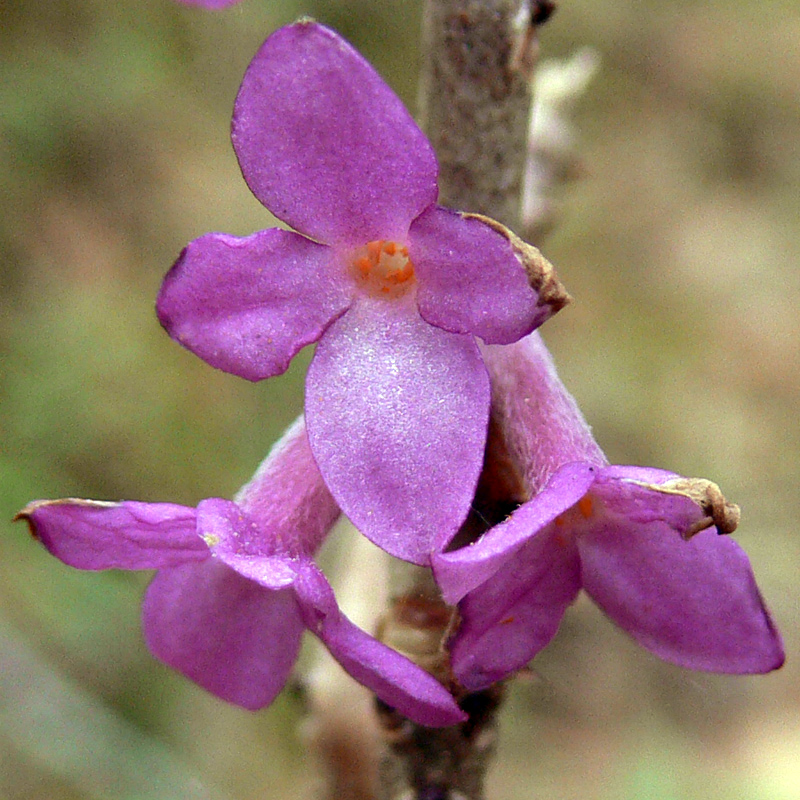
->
352;240;416;298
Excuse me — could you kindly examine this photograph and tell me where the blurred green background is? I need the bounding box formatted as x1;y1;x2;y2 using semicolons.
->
1;0;798;798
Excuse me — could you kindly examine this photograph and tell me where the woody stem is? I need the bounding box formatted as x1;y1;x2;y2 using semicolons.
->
375;2;553;799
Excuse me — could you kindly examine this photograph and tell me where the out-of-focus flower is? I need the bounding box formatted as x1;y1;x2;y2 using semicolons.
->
522;48;600;239
157;21;568;565
16;419;465;727
433;333;784;690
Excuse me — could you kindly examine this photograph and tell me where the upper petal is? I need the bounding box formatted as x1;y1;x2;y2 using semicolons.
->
143;560;304;710
305;298;490;564
579;476;784;674
450;528;581;691
16;499;206;570
157;230;351;382
293;563;466;728
410;207;565;344
432;461;597;604
601;465;742;537
232;21;438;247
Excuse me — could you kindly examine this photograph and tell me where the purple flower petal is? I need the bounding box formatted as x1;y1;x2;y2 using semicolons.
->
410;207;552;344
323;613;467;727
157;230;351;382
198;498;300;588
433;462;597;604
232;21;438;247
293;564;466;727
16;499;206;570
601;465;680;486
597;466;742;537
447;332;783;682
578;481;785;673
593;467;715;536
305;298;490;564
143;560;304;710
450;529;581;691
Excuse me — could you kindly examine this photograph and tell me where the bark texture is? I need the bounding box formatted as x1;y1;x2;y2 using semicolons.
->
418;0;553;229
377;2;555;797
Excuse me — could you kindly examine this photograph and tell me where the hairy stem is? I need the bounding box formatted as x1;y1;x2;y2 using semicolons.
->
418;0;553;229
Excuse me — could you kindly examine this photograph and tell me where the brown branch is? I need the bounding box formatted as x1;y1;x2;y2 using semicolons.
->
376;7;555;798
418;0;555;229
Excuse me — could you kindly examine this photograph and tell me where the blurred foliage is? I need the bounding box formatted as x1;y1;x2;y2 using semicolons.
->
1;0;798;798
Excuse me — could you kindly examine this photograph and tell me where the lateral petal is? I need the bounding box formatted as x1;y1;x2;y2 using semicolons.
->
16;499;206;570
411;207;562;344
579;476;785;674
157;230;350;382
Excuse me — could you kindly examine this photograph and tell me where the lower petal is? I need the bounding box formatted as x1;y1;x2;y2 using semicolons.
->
450;531;581;690
143;560;304;710
579;481;784;673
321;613;466;728
293;564;466;727
305;298;490;564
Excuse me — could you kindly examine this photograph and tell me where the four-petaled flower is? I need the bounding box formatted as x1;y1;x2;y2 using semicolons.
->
433;333;784;690
156;21;568;565
18;14;783;728
16;418;465;727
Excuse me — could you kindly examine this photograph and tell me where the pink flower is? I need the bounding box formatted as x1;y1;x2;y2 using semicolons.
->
156;22;567;565
17;419;465;727
432;334;784;690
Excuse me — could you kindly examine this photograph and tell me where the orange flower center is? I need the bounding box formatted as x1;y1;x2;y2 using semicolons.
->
352;240;416;298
